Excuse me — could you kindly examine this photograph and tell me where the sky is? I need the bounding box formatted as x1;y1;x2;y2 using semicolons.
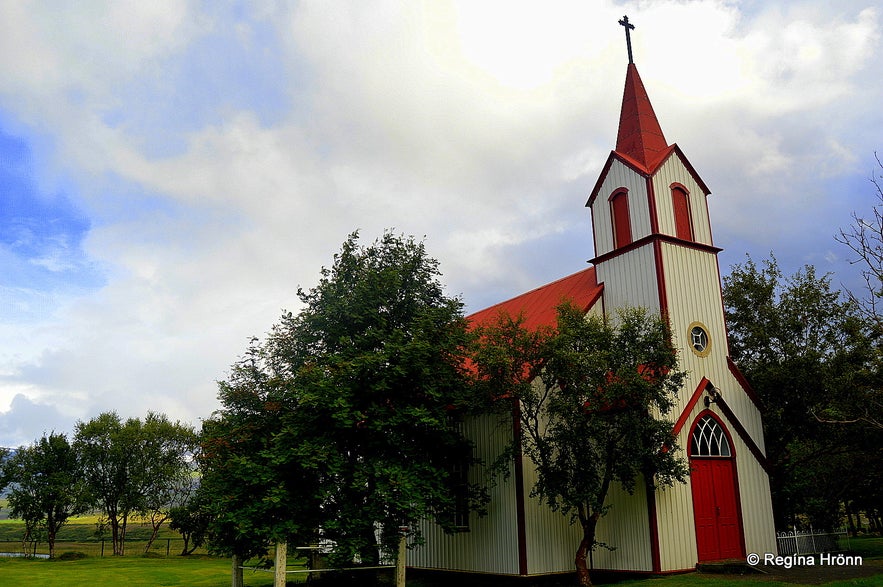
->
0;0;881;447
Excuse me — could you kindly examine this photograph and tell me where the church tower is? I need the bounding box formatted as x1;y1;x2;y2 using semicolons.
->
587;19;776;567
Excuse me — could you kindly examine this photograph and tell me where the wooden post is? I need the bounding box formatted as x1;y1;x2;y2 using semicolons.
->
275;542;287;587
396;532;407;587
231;554;243;587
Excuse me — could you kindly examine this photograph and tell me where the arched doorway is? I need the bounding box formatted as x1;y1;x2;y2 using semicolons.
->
689;412;745;561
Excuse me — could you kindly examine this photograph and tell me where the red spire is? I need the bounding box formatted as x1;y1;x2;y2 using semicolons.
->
615;63;669;170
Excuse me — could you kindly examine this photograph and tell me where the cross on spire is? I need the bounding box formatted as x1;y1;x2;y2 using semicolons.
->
618;15;635;64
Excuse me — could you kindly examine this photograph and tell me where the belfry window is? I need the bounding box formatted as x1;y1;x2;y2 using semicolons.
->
672;185;693;241
610;189;632;248
691;415;731;457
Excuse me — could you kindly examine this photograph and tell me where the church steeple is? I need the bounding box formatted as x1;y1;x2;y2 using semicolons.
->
613;16;669;170
614;63;669;170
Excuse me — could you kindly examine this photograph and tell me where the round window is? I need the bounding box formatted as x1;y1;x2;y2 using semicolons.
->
688;322;711;357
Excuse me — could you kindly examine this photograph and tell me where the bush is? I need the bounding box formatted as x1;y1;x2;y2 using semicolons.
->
57;552;87;561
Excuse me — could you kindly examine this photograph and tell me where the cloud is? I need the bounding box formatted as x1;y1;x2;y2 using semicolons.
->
0;394;76;448
0;1;881;446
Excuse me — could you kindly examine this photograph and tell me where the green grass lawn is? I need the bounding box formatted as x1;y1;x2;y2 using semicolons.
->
0;555;286;587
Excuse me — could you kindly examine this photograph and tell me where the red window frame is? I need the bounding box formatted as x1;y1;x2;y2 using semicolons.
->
609;189;632;248
672;184;693;241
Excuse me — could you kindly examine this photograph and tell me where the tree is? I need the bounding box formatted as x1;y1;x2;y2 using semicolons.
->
138;418;199;553
834;152;883;430
169;485;213;555
2;433;89;558
74;411;196;555
204;230;487;566
473;304;687;587
723;255;874;528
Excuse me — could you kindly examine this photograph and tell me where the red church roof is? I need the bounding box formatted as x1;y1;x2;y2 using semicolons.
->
615;63;670;171
468;267;603;331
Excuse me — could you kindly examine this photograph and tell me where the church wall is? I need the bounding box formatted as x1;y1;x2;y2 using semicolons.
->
660;242;766;447
409;412;521;575
655;242;775;570
651;155;713;246
520;461;653;574
659;244;731;419
592;160;652;257
654;471;698;570
732;439;778;558
595;245;660;315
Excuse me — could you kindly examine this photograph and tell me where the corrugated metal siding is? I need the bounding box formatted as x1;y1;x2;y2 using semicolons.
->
592;160;651;257
519;469;653;574
595;245;660;314
660;243;765;447
655;243;774;570
409;413;521;575
655;471;698;570
651;155;713;245
659;402;776;571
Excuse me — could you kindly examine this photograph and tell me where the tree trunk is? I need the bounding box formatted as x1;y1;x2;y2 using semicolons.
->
231;554;244;587
574;533;592;587
575;512;599;587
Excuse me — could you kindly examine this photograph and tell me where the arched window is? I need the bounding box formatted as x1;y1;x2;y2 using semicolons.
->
691;415;731;457
672;185;693;241
609;189;632;248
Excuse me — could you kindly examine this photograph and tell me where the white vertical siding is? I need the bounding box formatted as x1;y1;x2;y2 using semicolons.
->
651;155;713;245
521;468;653;574
410;413;521;575
660;243;765;447
595;245;659;315
591;160;651;257
651;241;775;571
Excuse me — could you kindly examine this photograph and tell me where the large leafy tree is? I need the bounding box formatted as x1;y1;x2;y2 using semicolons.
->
473;304;687;587
205;231;486;566
74;411;196;555
723;255;875;528
2;432;89;558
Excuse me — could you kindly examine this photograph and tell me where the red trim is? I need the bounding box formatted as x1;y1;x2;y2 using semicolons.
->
671;184;693;241
653;240;668;317
586;152;617;208
590;234;721;265
714;396;772;475
609;189;632;248
645;479;661;572
727;357;763;411
511;400;528;575
674;377;712;436
674;379;771;474
647;176;660;235
586;146;710;208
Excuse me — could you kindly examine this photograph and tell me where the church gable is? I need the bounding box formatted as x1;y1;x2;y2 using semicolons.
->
650;148;714;246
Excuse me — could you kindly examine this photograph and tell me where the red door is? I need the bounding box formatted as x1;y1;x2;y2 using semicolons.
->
691;459;743;561
690;413;744;562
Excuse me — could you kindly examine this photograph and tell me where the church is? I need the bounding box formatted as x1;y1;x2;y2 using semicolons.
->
410;19;777;577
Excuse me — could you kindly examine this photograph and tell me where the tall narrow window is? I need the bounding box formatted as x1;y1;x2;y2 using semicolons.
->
610;190;632;248
672;185;693;241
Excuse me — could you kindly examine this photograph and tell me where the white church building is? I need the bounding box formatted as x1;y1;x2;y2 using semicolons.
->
410;26;777;578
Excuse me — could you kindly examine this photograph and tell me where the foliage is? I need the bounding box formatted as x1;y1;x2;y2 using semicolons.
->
168;486;213;555
2;433;90;558
723;255;879;529
203;231;487;565
74;412;197;556
834;153;883;431
473;303;688;587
